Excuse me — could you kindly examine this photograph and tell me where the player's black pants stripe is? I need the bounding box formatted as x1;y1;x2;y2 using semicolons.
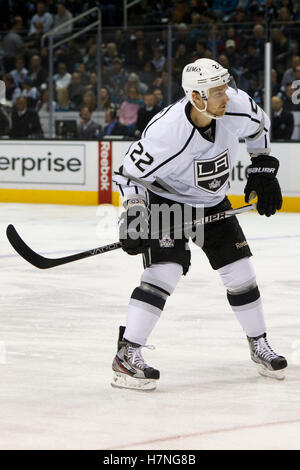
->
227;286;260;307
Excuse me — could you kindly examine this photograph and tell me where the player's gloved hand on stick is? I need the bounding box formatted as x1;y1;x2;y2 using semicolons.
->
244;154;283;217
119;198;150;255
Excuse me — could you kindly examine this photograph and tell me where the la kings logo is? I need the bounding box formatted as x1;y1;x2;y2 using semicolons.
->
194;150;230;194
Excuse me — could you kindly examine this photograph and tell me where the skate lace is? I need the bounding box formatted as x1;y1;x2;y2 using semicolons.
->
254;337;278;361
128;344;155;370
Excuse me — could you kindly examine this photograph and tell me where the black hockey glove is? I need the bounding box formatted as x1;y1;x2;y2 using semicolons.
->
119;198;150;255
244;154;282;217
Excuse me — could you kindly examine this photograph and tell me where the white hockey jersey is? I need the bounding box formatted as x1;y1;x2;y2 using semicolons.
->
113;87;271;207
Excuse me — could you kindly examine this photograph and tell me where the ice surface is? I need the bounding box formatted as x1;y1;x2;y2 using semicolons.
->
0;203;300;450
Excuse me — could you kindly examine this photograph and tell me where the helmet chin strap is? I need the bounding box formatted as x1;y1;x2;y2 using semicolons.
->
191;98;223;120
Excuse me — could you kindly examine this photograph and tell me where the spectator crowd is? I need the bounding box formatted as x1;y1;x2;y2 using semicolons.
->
0;0;300;140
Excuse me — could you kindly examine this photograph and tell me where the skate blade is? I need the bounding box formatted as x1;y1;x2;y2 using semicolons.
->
255;363;286;380
111;372;157;391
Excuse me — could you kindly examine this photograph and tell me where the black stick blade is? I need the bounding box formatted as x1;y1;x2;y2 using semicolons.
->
6;224;122;269
6;224;57;269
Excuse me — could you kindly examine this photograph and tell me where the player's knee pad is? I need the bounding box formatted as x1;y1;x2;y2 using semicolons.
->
218;257;256;291
130;263;182;315
218;257;260;308
141;262;183;295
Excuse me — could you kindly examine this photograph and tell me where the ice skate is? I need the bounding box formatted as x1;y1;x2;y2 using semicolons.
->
247;333;287;380
111;326;160;391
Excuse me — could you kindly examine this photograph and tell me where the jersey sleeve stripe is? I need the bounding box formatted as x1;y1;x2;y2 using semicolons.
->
225;112;268;132
140;128;196;179
116;182;124;197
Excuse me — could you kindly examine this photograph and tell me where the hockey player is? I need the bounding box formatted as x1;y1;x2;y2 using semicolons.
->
112;58;287;391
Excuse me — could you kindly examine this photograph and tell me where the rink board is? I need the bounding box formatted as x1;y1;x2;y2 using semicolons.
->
0;140;299;211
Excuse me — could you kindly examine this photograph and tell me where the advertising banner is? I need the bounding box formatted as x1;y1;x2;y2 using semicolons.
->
98;141;112;204
0;142;85;185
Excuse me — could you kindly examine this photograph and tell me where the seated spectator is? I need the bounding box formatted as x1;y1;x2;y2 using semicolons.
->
119;86;143;127
151;47;166;74
2;16;24;73
134;39;152;70
173;23;194;52
53;1;73;37
277;6;292;23
55;88;74;111
82;44;97;72
100;87;112;110
218;26;242;54
224;39;238;69
127;29;152;62
77;106;102;140
103;106;128;137
173;44;188;79
10;96;43;138
252;24;265;56
27;55;47;88
37;88;56;112
281;56;300;87
113;29;127;57
126;30;152;70
231;6;248;35
85;72;98;97
20;78;40;108
152;88;164;109
0;106;10;136
240;41;263;93
207;23;223;55
124;73;148;97
68;72;84;110
10;56;28;87
107;57;128;103
103;42;119;67
193;39;212;60
172;1;190;24
29;1;53;36
67;39;85;68
25;20;46;51
76;63;90;86
272;68;281;96
152;71;182;104
293;65;300;88
254;68;281;106
139;62;157;89
135;93;160;138
81;90;97;112
54;44;74;71
272;28;290;76
271;96;294;140
54;62;71;89
2;73;20;103
188;13;202;42
280;0;299;20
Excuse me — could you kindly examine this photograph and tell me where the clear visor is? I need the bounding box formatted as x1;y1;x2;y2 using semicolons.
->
227;75;238;93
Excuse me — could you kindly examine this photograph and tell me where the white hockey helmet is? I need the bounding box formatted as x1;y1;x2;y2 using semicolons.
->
182;58;231;118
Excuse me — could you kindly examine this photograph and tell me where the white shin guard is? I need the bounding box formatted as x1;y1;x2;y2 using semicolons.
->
218;258;266;338
125;262;183;345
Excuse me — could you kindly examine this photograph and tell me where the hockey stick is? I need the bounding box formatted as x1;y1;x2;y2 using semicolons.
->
6;202;256;270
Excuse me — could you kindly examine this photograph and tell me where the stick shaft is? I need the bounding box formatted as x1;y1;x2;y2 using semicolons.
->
6;203;256;269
